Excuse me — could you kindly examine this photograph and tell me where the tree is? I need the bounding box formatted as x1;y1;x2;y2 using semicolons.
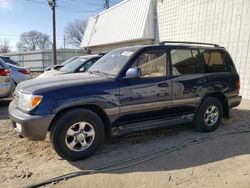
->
0;40;10;53
16;30;51;51
64;19;87;48
37;33;51;50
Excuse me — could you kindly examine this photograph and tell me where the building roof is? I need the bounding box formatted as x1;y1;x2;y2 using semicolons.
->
81;0;155;48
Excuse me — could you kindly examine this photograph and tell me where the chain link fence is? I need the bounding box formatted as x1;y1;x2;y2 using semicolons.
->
1;49;86;71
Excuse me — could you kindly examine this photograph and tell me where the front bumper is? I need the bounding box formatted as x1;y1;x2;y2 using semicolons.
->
228;95;242;109
9;101;55;141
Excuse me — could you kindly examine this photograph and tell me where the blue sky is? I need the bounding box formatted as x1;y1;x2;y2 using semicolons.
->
0;0;122;51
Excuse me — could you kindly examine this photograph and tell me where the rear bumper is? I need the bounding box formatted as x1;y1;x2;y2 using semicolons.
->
9;101;55;141
0;82;11;98
228;95;242;109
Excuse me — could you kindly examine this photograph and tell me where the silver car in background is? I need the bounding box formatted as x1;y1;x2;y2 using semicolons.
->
0;59;11;99
44;56;79;71
37;54;103;78
0;56;31;85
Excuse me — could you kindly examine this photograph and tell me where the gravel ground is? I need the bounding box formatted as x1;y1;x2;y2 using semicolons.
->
0;99;250;188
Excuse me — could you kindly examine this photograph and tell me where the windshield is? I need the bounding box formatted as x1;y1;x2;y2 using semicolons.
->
1;57;18;65
61;56;79;66
0;58;8;69
88;48;138;77
60;57;87;72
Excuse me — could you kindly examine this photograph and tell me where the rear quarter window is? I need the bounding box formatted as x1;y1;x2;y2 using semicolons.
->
200;49;231;73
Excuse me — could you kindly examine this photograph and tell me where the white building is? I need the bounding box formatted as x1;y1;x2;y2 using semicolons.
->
81;0;250;99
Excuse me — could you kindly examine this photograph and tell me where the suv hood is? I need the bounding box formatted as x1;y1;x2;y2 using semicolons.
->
37;70;68;78
17;73;108;94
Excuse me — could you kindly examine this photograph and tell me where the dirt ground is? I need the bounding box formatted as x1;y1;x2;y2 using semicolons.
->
0;99;250;188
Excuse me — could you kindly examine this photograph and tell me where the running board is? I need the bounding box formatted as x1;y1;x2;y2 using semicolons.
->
111;114;194;136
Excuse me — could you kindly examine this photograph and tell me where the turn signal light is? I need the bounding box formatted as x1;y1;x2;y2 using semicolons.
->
31;96;43;107
19;69;30;75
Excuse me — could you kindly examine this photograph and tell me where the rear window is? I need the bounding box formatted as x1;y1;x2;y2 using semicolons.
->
171;49;203;75
200;50;230;73
0;59;8;69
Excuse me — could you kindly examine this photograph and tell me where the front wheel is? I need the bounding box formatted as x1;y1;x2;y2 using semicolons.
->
51;109;104;161
194;97;223;132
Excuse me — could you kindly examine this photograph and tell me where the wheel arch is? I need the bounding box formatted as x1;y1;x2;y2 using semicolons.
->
48;104;112;137
199;92;229;118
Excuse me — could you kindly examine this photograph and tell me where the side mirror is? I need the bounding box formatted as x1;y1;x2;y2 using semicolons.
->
79;67;86;72
125;68;141;79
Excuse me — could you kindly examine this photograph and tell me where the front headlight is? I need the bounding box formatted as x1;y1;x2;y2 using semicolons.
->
17;93;43;111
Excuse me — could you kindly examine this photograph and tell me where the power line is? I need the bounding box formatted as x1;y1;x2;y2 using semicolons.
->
0;0;104;14
0;0;123;14
56;0;104;13
58;0;102;7
0;0;47;6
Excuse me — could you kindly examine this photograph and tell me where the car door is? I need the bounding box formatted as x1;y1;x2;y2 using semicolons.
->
170;48;207;116
116;48;172;126
200;49;237;96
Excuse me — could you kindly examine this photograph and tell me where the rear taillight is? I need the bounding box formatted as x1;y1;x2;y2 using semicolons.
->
19;69;30;75
0;68;10;76
236;80;240;91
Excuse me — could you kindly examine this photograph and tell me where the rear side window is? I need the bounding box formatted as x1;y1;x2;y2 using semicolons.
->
171;49;203;75
200;50;230;73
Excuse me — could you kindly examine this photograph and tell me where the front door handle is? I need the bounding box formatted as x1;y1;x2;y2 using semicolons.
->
158;83;169;87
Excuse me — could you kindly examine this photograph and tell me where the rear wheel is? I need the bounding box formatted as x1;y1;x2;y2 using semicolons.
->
194;97;223;132
51;109;104;161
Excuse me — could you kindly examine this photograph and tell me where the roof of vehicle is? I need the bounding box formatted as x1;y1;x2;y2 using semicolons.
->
6;63;26;70
158;41;221;47
113;41;226;52
78;54;104;59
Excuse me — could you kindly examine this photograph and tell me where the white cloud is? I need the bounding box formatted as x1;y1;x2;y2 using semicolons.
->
0;0;11;10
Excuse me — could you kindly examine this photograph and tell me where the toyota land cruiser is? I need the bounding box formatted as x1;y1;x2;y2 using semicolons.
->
9;42;241;161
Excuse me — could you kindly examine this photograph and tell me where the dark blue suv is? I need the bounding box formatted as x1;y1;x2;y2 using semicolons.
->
9;42;241;161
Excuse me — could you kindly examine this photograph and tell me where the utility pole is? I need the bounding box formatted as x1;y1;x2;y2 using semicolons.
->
48;0;57;65
64;35;66;49
104;0;109;9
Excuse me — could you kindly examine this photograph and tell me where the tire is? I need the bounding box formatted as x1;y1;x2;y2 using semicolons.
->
51;108;105;161
194;97;223;132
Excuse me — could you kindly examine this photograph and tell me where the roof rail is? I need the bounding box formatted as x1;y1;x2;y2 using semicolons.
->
159;41;220;47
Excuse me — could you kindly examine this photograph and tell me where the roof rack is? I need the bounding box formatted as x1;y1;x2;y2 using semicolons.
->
159;41;220;47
